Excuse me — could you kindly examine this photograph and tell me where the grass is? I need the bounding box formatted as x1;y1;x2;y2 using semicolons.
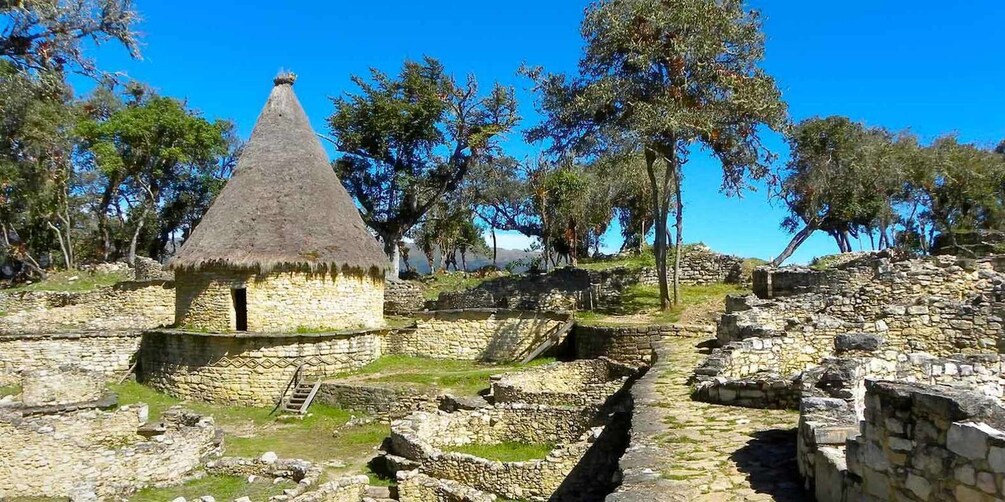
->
111;381;389;465
576;283;748;326
5;268;130;293
343;355;555;396
129;474;295;502
0;384;21;398
445;441;555;462
420;272;493;300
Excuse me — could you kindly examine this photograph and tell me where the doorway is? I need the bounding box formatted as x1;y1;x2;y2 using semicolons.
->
232;287;248;332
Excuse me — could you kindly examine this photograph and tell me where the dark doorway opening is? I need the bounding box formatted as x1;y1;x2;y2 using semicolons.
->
233;288;248;332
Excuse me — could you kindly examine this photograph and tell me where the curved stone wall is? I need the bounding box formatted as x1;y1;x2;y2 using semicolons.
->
174;265;384;332
0;331;141;386
139;329;384;406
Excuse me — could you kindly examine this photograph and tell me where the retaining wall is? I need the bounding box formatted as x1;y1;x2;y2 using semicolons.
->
0;331;141;386
574;323;713;364
139;329;385;406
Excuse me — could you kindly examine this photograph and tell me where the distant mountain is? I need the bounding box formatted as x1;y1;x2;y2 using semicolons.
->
399;243;538;274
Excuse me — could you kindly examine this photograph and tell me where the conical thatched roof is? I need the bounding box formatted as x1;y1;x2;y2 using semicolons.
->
169;74;387;273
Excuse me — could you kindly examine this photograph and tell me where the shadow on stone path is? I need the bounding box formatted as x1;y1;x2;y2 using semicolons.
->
730;429;810;502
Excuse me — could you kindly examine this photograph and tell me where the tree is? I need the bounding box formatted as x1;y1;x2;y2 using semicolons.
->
329;57;519;277
76;88;230;264
1;0;139;77
771;117;904;265
527;0;786;308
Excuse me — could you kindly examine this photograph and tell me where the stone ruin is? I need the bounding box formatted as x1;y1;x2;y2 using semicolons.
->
384;358;641;501
684;251;1005;501
0;367;221;500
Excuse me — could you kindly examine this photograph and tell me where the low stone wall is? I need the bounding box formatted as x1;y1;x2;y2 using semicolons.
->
384;279;426;316
314;381;440;419
0;405;221;499
390;404;604;500
385;309;570;363
293;475;369;502
204;457;322;500
139;329;385;406
434;267;634;312
574;323;713;364
492;358;639;408
396;470;496;502
0;331;141;386
0;280;175;333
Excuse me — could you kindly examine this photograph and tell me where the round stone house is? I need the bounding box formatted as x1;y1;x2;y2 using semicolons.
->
168;74;387;333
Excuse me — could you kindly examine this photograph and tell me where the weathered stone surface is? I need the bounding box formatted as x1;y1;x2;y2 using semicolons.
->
834;333;885;353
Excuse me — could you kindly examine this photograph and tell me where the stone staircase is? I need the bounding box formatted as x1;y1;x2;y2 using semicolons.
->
281;381;321;415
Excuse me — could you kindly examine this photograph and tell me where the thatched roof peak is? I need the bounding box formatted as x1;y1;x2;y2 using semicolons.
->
168;76;387;274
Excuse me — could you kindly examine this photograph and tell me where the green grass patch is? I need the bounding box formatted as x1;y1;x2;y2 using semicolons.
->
129;474;295;502
345;355;555;396
420;272;493;300
111;381;389;464
0;384;21;398
576;283;748;326
445;441;555;462
6;268;130;292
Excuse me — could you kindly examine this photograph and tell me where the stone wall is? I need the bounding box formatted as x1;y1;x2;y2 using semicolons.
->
389;404;602;500
396;470;496;502
314;381;440;419
385;309;570;362
636;246;745;286
139;329;385;406
0;405;221;499
20;367;105;406
435;266;635;312
174;265;384;332
204;457;324;501
0;331;141;386
719;255;1005;375
0;280;174;333
491;358;639;408
574;323;714;364
384;279;426;316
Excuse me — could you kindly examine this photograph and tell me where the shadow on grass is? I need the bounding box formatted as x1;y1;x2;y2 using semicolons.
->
729;428;811;502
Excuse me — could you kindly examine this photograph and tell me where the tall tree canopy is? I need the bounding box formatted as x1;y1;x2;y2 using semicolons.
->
329;57;519;277
527;0;786;308
1;0;139;76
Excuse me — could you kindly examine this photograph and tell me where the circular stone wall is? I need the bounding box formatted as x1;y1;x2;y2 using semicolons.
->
174;265;384;333
139;329;384;406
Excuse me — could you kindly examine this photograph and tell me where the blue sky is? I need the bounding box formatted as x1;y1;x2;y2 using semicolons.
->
79;0;1005;264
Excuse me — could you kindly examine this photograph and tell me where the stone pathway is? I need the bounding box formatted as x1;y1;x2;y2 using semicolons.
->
613;335;809;502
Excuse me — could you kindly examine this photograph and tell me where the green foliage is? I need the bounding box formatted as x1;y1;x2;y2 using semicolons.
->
329;57;519;269
445;441;555;462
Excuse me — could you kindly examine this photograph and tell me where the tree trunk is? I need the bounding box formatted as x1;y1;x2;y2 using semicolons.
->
672;167;683;306
771;222;818;267
491;226;498;267
644;149;671;311
382;235;401;280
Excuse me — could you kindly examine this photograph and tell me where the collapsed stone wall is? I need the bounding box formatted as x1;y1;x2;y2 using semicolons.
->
396;470;496;502
384;279;426;316
204;457;326;501
385;309;570;362
0;280;174;333
435;267;635;311
139;329;385;406
574;323;713;364
0;331;141;386
0;405;221;499
717;254;1005;379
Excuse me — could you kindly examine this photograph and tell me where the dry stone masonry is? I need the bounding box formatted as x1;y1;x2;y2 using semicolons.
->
0;331;140;386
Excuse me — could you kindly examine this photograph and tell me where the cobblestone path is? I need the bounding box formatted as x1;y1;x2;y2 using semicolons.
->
643;336;810;501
